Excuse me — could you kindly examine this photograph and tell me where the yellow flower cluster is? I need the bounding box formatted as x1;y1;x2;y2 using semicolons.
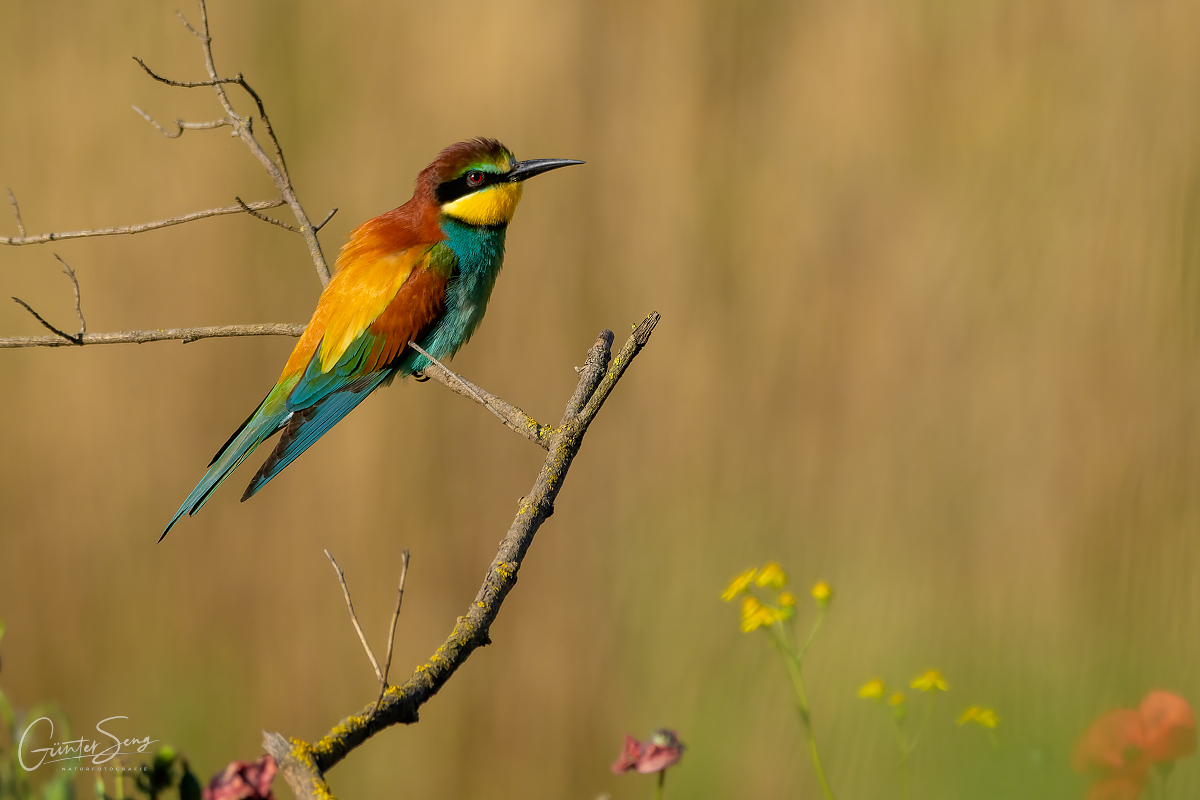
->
860;670;948;703
724;563;833;633
957;706;999;729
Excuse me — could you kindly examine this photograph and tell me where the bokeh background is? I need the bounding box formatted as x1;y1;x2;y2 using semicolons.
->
2;0;1200;797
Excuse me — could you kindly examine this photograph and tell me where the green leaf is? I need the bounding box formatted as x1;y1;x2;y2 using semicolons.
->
178;763;202;800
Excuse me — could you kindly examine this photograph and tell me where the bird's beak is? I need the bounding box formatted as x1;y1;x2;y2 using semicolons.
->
506;158;584;182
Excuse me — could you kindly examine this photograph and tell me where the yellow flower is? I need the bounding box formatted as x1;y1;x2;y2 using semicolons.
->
858;679;885;699
888;691;906;707
911;669;948;692
958;706;999;729
779;591;797;607
811;581;832;606
722;568;757;601
740;596;769;632
755;562;787;589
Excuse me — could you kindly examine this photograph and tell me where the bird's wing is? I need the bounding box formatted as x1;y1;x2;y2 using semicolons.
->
238;243;454;500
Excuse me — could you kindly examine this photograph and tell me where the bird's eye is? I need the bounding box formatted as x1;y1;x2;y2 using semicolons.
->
466;170;485;187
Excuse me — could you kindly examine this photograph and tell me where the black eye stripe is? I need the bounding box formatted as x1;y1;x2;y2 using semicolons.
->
436;169;504;204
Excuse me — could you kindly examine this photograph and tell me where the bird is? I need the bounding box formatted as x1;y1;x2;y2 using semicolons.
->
160;138;582;540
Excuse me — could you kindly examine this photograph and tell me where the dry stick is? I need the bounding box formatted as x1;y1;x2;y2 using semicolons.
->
408;340;553;449
131;105;234;139
373;550;411;714
323;550;383;684
236;196;298;232
313;207;338;233
262;314;659;800
0;323;305;349
10;298;79;346
6;188;26;237
0;199;285;246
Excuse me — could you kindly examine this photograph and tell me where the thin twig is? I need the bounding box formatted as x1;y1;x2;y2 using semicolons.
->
313;207;338;233
175;9;203;39
373;549;410;714
0;323;304;349
323;550;383;683
54;254;86;337
6;188;25;237
236;196;298;232
0;199;285;246
131;56;243;92
132;105;234;139
11;298;80;346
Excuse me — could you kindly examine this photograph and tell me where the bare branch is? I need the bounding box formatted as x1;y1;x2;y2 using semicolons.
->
408;341;553;449
132;105;234;139
54;254;86;337
11;297;80;346
269;315;659;784
373;549;410;714
6;188;25;237
313;207;338;233
0;323;304;349
131;56;243;92
0;198;285;246
323;549;383;684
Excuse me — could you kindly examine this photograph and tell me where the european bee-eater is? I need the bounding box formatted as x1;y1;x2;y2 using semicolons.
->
161;138;581;540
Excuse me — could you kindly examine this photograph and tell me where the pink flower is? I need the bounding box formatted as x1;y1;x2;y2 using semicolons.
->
611;729;686;775
202;754;276;800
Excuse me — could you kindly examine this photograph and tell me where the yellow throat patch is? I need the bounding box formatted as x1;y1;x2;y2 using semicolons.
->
440;182;524;226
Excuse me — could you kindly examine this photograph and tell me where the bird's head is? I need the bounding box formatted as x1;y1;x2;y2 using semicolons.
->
423;138;582;227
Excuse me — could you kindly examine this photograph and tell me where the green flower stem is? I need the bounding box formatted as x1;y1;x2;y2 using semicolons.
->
910;693;937;752
771;623;835;800
888;716;911;800
655;769;666;800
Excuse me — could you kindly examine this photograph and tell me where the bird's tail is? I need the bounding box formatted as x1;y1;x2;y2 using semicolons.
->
160;392;290;541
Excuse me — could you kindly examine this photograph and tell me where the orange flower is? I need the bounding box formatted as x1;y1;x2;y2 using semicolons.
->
1072;708;1146;779
1138;691;1196;763
1073;691;1197;800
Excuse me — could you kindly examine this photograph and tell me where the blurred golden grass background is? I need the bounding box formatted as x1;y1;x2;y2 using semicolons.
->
2;0;1200;797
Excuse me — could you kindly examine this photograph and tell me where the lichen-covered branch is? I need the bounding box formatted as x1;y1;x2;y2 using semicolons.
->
262;313;659;800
